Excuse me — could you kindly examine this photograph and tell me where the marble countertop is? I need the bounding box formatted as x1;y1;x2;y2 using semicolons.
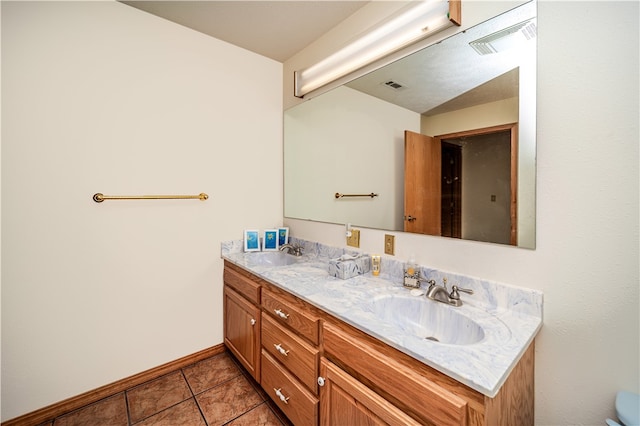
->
221;239;542;398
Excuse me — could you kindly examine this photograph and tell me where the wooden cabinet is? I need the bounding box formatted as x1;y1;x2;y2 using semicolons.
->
223;265;261;381
222;261;535;426
261;287;321;424
323;321;468;425
319;358;422;426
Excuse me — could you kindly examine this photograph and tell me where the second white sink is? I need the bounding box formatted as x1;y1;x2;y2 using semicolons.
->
366;294;485;345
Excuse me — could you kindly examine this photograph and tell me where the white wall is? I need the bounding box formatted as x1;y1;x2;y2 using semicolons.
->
1;1;282;420
285;1;639;424
285;86;419;230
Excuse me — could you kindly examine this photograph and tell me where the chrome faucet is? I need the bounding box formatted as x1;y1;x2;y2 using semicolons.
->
426;278;474;307
279;244;303;257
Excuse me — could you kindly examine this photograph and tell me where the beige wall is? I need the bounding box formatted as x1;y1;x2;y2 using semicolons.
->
284;1;639;424
1;1;282;420
421;98;519;135
285;86;419;231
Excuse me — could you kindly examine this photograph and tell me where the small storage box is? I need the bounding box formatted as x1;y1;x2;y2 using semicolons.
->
328;254;371;280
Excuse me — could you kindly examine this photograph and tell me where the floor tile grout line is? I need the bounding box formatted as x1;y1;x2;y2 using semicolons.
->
225;352;294;425
183;359;245;398
224;353;292;425
50;392;129;425
124;390;133;426
220;401;277;426
180;368;197;397
260;402;287;426
47;351;279;426
225;353;267;401
190;372;245;397
182;352;244;396
179;369;210;425
128;396;197;425
125;370;194;425
190;373;260;425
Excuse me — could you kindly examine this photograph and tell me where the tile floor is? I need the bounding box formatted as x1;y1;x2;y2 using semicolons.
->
39;351;293;426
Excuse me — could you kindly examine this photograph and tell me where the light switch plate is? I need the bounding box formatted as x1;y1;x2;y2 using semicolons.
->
346;229;360;248
384;234;395;255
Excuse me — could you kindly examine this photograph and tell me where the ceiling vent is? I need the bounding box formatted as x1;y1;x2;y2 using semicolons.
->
382;80;407;90
469;19;536;55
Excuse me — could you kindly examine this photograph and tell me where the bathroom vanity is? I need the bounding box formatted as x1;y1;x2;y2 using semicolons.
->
222;240;542;426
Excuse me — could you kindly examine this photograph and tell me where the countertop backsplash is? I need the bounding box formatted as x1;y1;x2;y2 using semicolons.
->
221;237;542;319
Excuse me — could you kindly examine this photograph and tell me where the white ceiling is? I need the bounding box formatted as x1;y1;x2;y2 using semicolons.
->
121;1;370;62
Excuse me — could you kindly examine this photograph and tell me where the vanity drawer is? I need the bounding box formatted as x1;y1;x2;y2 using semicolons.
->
323;322;468;426
261;350;318;426
262;312;319;394
262;289;320;345
224;266;260;304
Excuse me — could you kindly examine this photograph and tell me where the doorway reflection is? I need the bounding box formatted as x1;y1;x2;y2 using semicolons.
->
440;129;513;245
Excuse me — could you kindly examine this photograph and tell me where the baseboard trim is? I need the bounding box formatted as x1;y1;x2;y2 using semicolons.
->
2;344;226;426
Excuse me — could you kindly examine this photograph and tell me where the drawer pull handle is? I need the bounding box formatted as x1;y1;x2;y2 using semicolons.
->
250;318;256;326
274;308;290;319
273;388;290;404
274;343;289;356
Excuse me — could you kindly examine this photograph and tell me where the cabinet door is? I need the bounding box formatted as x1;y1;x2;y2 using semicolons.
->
319;358;422;426
224;286;260;381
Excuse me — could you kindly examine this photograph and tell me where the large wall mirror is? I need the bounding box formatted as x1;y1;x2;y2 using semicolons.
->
285;1;537;249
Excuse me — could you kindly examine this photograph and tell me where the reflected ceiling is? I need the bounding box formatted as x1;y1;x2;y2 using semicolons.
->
345;7;534;114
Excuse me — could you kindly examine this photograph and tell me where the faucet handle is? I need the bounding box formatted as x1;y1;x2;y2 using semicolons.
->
424;279;436;288
450;285;474;300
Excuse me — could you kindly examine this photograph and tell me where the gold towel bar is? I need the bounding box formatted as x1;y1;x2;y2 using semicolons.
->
335;192;378;199
93;193;208;203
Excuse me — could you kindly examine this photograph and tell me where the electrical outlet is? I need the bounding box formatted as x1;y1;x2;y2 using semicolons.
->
384;234;395;255
346;229;360;248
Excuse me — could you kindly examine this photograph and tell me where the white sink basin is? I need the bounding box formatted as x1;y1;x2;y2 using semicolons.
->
246;251;299;267
366;294;485;345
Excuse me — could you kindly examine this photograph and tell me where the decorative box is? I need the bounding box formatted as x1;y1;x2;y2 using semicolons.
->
328;254;371;280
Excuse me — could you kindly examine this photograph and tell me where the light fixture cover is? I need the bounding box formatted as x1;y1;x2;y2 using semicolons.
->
294;0;460;98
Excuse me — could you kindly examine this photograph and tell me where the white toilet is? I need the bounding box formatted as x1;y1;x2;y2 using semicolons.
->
606;391;640;426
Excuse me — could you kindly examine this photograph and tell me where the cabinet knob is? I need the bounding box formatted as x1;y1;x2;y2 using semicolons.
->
274;343;290;356
273;388;290;404
274;308;290;319
250;318;256;326
317;376;326;387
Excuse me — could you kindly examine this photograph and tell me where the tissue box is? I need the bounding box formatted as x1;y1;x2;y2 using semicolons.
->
329;254;371;280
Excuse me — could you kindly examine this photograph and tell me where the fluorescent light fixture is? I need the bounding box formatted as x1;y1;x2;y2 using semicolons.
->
294;0;460;98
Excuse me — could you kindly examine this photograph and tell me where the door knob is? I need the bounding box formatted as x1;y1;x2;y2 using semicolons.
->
405;215;417;222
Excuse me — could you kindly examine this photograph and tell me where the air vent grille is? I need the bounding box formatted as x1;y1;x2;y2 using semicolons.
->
470;19;537;55
383;80;406;90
